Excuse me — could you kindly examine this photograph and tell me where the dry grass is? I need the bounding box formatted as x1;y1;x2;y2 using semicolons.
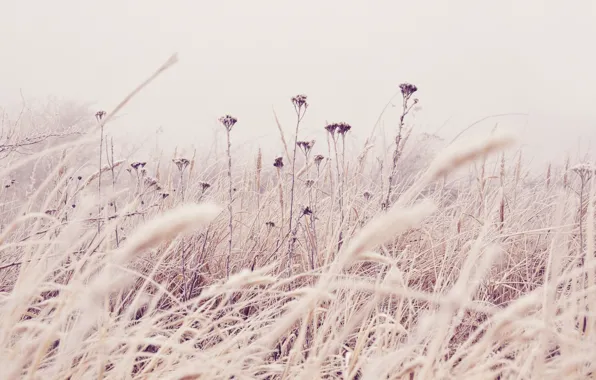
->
0;57;595;380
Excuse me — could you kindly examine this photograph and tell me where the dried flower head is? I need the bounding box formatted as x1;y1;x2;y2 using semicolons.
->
159;192;170;199
200;182;211;192
291;94;308;108
219;115;238;132
571;163;595;180
172;158;190;172
45;209;57;216
297;140;315;156
273;156;284;168
314;154;324;166
337;122;352;135
305;179;315;188
399;83;418;98
363;191;373;201
144;176;162;190
302;206;313;216
265;221;275;229
95;110;107;121
131;162;146;170
325;123;338;136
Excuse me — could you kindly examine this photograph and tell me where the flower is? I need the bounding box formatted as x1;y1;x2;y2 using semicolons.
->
200;182;211;192
273;156;284;168
337;122;352;135
297;140;315;156
302;206;313;216
144;176;162;190
399;83;418;98
291;94;308;108
363;191;373;201
219;115;238;132
131;162;147;170
172;158;190;172
314;154;324;165
95;110;107;121
325;123;338;136
305;179;315;188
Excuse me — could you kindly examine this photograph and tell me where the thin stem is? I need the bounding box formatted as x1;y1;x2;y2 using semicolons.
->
226;128;233;278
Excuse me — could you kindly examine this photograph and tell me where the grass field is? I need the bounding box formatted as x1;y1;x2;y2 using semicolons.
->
0;56;594;380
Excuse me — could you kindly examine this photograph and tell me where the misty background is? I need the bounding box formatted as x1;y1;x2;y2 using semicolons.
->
1;0;595;170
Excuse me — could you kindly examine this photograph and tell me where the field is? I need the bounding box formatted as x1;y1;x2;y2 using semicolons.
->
0;56;595;380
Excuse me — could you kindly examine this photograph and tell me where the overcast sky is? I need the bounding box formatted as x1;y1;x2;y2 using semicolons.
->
1;0;595;167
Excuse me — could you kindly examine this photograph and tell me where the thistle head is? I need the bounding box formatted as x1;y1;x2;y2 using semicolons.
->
219;115;238;132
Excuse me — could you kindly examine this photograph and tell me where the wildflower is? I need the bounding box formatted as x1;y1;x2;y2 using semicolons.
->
172;158;190;172
302;206;313;216
297;140;315;157
144;176;161;190
363;191;373;201
95;110;107;121
572;163;595;180
131;162;146;170
305;179;315;188
159;192;170;199
399;83;418;98
291;94;308;108
200;182;211;192
337;122;352;135
274;156;284;168
45;209;57;216
219;115;238;132
325;123;338;137
314;154;324;167
265;221;275;229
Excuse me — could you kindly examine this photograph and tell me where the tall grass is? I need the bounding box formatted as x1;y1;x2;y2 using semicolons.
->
0;57;595;379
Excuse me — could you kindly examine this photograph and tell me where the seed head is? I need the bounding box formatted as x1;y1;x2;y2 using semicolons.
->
325;123;338;136
305;179;315;188
95;110;107;121
399;83;418;98
159;192;170;199
219;115;238;132
363;191;373;201
200;182;211;192
292;94;308;108
131;162;146;170
302;206;313;216
314;154;324;165
265;221;275;230
172;158;190;172
144;176;161;190
273;156;284;169
337;122;352;135
571;163;595;180
297;140;315;156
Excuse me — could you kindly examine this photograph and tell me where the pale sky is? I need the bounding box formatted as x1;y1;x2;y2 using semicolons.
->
1;0;595;167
